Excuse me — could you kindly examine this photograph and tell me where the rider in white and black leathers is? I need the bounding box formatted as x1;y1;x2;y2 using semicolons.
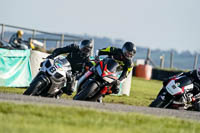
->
47;40;93;96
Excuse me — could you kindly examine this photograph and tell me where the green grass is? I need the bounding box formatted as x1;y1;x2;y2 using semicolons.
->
0;87;25;94
0;102;200;133
0;77;162;106
104;77;162;106
0;79;199;133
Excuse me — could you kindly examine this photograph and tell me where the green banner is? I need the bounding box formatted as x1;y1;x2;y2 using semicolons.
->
0;48;32;87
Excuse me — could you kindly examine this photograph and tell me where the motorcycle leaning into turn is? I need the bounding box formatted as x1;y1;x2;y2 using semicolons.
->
23;56;72;98
149;73;200;111
73;57;120;102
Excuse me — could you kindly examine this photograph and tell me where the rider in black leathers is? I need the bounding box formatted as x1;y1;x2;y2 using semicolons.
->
179;69;200;96
97;42;136;94
47;40;93;97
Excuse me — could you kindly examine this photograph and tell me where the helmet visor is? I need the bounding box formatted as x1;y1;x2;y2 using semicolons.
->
124;51;134;59
81;47;92;54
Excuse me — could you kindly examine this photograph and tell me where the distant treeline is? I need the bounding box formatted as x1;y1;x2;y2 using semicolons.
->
2;31;199;70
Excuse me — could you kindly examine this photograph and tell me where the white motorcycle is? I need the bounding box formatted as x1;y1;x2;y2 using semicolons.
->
150;73;200;111
23;56;72;98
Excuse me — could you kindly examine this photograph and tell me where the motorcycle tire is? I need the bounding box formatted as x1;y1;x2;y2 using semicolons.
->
73;81;98;101
194;100;200;111
149;97;165;108
150;95;173;108
23;76;47;96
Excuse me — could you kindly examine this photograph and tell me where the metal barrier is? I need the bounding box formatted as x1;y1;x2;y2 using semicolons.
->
0;23;88;49
143;48;199;70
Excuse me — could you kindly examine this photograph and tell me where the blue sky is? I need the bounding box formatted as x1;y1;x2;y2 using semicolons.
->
0;0;200;52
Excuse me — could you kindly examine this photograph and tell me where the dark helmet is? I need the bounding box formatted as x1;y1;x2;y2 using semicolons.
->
80;40;93;56
122;42;136;59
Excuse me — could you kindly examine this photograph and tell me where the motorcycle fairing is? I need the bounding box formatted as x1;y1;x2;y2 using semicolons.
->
166;79;183;96
97;60;118;83
166;76;194;96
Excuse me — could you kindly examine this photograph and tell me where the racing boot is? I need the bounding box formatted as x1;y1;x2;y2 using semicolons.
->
97;96;103;103
55;90;64;99
62;81;75;96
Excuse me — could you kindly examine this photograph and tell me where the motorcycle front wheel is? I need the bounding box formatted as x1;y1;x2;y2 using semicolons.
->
73;80;98;101
149;97;165;108
193;100;200;111
23;75;48;96
149;90;173;108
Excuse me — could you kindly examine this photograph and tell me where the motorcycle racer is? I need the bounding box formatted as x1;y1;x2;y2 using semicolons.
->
47;40;93;97
97;42;136;94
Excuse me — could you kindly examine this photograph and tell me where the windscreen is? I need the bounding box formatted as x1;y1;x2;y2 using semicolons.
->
104;58;119;72
175;76;192;88
54;57;69;68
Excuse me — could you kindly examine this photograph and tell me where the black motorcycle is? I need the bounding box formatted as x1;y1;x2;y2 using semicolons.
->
73;57;119;102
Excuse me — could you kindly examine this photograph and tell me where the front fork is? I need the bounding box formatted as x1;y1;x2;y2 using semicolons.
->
89;81;111;101
35;74;51;95
77;70;93;92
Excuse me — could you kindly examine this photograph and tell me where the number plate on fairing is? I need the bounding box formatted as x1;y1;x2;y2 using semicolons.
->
166;80;183;96
47;66;57;75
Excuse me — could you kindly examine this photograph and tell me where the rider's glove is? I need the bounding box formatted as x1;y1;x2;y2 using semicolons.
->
111;80;120;94
111;86;120;94
113;80;120;86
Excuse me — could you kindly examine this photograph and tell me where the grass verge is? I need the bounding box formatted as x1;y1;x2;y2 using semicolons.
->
0;102;200;133
104;77;162;106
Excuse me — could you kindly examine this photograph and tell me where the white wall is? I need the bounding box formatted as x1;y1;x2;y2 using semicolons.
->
30;50;49;79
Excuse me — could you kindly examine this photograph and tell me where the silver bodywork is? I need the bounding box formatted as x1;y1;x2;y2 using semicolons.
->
39;56;72;94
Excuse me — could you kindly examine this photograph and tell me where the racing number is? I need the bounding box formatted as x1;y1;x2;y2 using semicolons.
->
50;67;56;73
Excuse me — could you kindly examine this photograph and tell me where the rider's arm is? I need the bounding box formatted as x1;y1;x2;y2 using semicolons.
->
74;57;92;80
51;43;78;58
9;34;19;45
179;70;196;81
82;58;94;73
118;59;133;81
98;46;116;56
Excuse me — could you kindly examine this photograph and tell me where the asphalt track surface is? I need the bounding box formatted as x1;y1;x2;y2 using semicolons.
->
0;93;199;121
